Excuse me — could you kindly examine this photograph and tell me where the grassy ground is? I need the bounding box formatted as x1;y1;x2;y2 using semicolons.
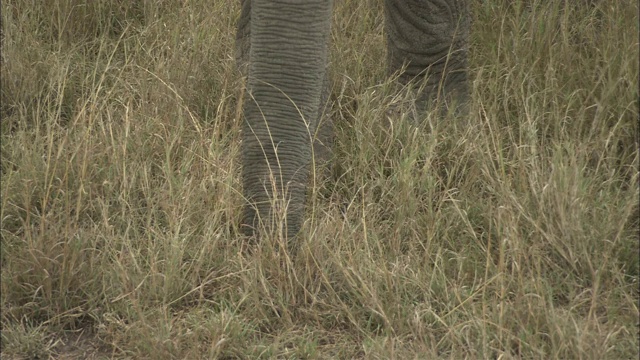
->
1;0;638;358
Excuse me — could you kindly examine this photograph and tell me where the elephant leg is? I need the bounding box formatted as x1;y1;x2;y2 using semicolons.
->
235;0;251;75
384;0;470;114
239;0;333;238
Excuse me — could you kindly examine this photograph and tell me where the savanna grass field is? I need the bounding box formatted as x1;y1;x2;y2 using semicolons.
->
1;0;638;358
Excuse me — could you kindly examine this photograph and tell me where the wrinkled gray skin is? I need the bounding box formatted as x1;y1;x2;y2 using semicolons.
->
236;0;469;238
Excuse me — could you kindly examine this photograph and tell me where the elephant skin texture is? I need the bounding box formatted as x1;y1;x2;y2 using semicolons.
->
236;0;470;239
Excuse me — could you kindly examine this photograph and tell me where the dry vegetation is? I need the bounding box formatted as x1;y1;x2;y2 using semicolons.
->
1;0;638;358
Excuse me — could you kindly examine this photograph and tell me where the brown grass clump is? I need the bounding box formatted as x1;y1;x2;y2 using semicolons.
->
1;0;638;358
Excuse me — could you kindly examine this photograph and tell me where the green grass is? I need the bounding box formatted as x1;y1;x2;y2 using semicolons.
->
1;0;638;358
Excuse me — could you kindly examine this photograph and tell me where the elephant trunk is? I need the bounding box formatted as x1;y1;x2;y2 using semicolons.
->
240;0;333;238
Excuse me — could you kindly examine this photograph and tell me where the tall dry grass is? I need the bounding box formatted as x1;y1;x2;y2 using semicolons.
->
1;0;638;358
